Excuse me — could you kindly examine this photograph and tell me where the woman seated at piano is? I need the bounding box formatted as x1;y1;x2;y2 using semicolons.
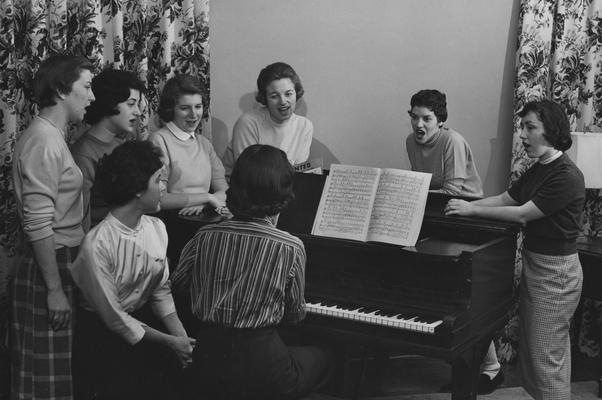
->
70;140;195;400
181;144;332;399
406;88;503;394
149;74;227;216
149;74;228;267
445;99;585;400
221;62;313;177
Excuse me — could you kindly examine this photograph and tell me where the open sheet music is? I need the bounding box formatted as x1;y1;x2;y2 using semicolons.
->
311;164;431;246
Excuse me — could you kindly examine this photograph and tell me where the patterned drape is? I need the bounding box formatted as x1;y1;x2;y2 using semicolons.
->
0;0;210;363
499;0;602;362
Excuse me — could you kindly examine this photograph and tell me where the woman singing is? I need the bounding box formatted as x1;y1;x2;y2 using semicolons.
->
11;54;95;399
445;99;585;400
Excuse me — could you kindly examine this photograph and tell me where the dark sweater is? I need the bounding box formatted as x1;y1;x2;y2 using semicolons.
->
508;153;585;255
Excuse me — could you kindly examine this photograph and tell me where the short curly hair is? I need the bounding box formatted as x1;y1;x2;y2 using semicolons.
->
255;62;305;105
84;69;145;125
34;55;94;108
518;100;572;151
97;140;164;207
410;89;448;123
226;145;295;218
157;75;204;123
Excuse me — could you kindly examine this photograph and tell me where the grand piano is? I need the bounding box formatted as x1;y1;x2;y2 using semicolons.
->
277;173;521;400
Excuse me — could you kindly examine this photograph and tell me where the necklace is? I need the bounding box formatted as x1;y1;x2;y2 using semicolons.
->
38;114;65;136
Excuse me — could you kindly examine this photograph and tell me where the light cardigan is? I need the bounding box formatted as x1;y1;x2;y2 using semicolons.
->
12;116;84;246
222;107;313;175
149;123;226;194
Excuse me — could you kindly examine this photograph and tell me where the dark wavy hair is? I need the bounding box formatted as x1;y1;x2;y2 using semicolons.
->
409;89;448;123
84;69;145;125
518;100;572;151
34;55;94;108
255;62;305;105
157;75;204;123
97;140;164;207
226;145;295;218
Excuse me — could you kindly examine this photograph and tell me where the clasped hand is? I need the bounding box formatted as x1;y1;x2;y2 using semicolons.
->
168;336;197;369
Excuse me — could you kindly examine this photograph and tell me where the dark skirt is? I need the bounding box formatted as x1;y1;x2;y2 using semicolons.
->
192;324;333;400
72;308;186;400
10;245;78;400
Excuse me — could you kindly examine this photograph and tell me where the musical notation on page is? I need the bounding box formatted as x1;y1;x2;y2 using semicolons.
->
311;164;431;246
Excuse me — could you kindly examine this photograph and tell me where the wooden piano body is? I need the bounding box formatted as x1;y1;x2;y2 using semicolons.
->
277;173;520;399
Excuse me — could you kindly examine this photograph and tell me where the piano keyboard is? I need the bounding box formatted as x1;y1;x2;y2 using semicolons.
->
305;300;443;334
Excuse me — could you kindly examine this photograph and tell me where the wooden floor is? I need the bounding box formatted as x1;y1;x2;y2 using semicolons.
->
313;351;601;400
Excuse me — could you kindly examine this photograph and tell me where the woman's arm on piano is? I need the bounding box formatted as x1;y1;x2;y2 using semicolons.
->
444;191;544;225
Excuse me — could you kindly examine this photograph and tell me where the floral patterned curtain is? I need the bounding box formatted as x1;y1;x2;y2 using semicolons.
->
499;0;602;362
0;0;210;366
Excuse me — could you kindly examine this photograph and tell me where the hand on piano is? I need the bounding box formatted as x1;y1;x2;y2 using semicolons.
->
179;205;207;216
444;199;472;216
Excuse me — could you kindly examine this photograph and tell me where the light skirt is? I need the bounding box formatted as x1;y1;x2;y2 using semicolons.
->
519;249;582;400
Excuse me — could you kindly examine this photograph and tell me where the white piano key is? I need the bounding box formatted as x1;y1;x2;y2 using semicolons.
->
305;301;442;335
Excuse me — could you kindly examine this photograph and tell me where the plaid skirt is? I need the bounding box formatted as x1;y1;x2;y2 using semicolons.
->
10;246;78;400
519;249;582;400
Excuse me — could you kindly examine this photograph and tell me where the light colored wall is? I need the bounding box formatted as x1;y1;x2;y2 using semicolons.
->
210;0;520;195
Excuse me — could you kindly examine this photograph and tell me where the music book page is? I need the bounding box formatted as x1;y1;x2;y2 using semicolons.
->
311;164;380;241
311;164;431;246
366;168;431;246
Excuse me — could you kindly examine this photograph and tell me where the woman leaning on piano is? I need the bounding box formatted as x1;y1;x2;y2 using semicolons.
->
445;99;585;400
179;144;332;400
406;89;503;394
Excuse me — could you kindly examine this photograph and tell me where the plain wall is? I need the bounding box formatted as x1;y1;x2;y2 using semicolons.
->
210;0;520;195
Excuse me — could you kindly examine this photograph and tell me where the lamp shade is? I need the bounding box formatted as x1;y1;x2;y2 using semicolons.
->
565;132;602;189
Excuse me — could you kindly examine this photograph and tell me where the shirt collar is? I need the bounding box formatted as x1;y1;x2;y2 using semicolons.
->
166;121;195;141
539;150;563;165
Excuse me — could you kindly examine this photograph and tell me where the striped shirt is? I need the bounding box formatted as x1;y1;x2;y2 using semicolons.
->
70;213;175;344
180;217;306;328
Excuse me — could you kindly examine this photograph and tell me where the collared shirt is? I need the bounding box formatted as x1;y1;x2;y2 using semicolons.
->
165;121;195;141
70;213;175;344
149;125;226;195
181;217;306;328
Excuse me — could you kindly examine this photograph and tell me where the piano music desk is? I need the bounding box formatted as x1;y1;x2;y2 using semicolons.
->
576;236;602;398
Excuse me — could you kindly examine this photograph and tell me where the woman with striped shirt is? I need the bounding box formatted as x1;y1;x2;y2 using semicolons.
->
70;141;195;400
181;144;332;399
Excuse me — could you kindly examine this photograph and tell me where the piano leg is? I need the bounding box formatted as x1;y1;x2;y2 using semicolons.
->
451;337;492;400
351;345;369;400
